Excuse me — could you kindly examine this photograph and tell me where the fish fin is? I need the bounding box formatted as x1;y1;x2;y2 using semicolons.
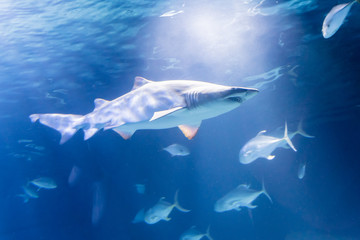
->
245;203;257;209
178;122;201;140
205;225;214;240
132;76;153;90
112;129;135;140
132;208;145;223
257;130;267;136
267;155;275;160
174;190;191;212
283;122;297;152
261;179;272;203
150;107;184;121
30;113;84;144
237;184;250;189
83;128;99;140
94;98;109;110
296;120;315;138
17;194;30;203
164;217;171;221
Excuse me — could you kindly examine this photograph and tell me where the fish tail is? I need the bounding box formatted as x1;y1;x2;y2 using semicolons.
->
261;179;272;204
30;113;84;144
17;194;29;203
205;225;214;240
174;189;191;212
283;121;297;152
296;120;315;138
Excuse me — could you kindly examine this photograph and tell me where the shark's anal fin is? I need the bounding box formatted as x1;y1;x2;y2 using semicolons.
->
112;129;135;140
178;122;201;140
150;107;184;122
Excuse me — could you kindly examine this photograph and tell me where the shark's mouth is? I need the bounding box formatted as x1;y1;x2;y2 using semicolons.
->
227;97;243;103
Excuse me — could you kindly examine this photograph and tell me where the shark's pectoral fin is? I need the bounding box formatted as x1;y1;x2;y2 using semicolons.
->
178;122;201;140
112;128;135;140
150;107;184;121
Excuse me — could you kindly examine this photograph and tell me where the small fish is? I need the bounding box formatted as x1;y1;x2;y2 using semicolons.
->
160;10;184;18
92;182;105;225
135;184;146;194
30;177;57;189
17;139;33;144
180;225;213;240
322;0;359;39
25;143;45;151
214;181;272;212
163;144;190;157
17;185;39;203
239;122;297;164
298;162;306;179
68;165;82;186
144;190;190;224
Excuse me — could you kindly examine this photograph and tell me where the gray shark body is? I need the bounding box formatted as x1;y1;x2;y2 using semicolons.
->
30;77;258;144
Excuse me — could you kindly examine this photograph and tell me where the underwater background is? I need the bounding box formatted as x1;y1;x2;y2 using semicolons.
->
0;0;360;239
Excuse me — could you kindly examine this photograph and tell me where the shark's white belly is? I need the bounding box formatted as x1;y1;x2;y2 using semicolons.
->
117;101;239;131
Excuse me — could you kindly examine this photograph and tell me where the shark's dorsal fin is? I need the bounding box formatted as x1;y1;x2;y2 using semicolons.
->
150;107;184;121
132;77;153;90
112;129;135;140
237;184;250;189
178;122;201;140
257;130;267;136
94;98;109;110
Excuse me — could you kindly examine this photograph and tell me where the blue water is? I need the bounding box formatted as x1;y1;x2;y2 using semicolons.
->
1;0;360;239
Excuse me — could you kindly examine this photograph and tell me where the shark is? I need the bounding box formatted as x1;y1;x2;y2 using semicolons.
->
30;77;258;144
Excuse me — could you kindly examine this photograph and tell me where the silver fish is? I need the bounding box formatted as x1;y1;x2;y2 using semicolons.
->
163;144;190;157
239;122;297;164
298;162;306;180
180;226;213;240
214;181;272;212
17;185;39;203
30;177;57;189
30;77;258;144
135;184;146;194
322;1;359;39
144;190;190;224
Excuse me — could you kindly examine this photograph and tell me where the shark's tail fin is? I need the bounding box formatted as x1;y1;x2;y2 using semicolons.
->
261;179;272;204
295;120;315;138
174;190;191;212
205;225;214;240
283;122;297;152
30;113;84;144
